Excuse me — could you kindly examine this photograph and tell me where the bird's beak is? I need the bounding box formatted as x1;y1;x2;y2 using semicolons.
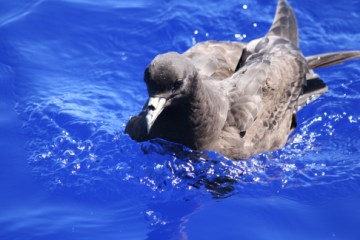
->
145;97;167;133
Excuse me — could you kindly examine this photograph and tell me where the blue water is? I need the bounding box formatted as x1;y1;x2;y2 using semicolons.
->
0;0;360;239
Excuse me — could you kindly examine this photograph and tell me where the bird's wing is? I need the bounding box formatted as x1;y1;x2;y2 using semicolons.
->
296;51;360;109
236;0;299;71
225;38;307;133
306;51;360;69
266;0;298;47
183;40;246;80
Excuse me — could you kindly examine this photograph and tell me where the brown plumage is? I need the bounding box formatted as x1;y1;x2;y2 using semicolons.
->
125;0;360;160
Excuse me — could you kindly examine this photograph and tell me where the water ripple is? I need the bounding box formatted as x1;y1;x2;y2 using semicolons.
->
0;0;45;27
9;0;359;203
21;89;360;201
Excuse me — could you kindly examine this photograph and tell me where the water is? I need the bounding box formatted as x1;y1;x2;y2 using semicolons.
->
0;0;359;239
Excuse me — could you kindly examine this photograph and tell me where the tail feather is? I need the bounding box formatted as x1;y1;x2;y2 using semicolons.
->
267;0;298;46
306;51;360;69
298;78;328;110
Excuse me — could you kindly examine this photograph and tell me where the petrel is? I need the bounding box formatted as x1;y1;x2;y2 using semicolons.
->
125;0;360;160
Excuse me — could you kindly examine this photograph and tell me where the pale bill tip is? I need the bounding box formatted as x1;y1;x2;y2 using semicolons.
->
145;97;167;133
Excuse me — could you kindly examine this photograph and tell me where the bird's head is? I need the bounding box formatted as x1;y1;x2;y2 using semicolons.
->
143;52;198;133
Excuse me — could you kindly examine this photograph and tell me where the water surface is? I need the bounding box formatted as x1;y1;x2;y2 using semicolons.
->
0;0;360;239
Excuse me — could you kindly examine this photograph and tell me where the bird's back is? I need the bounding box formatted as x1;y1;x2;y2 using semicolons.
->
216;37;307;159
184;41;246;80
125;0;360;160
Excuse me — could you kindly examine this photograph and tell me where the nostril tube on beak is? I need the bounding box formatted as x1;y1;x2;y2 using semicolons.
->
148;105;156;111
145;97;167;133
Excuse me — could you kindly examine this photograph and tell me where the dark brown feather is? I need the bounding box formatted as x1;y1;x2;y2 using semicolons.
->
125;0;360;159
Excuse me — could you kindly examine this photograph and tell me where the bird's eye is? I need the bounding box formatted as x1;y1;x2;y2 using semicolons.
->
171;80;183;93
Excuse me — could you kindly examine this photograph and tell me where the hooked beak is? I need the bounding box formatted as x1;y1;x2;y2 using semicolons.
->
145;97;167;133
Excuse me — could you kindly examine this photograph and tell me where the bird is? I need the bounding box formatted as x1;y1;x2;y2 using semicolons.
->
125;0;360;160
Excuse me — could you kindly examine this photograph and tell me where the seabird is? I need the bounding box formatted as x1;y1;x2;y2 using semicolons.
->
125;0;360;160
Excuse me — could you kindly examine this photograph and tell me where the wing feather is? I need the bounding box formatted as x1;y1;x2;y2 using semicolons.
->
267;0;298;46
225;37;307;134
183;41;246;79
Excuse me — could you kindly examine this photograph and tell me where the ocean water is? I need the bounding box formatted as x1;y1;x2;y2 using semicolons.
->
0;0;360;239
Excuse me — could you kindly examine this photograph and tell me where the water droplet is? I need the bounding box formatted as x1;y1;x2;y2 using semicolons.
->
234;33;243;40
191;37;196;45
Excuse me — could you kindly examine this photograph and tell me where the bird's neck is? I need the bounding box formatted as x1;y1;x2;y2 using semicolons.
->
185;78;226;149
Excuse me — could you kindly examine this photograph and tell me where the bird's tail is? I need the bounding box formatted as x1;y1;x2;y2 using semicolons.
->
264;1;360;109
